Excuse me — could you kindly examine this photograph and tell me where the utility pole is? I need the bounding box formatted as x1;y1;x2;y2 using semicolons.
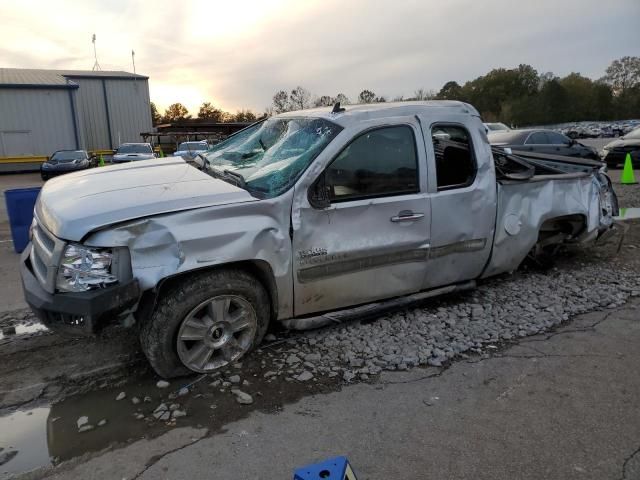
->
92;34;101;71
131;49;136;75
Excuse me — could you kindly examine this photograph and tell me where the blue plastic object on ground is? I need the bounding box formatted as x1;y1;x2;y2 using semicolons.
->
4;187;41;253
293;456;357;480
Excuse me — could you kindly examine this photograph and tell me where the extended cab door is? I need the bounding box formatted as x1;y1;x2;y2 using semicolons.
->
419;117;497;289
291;119;431;316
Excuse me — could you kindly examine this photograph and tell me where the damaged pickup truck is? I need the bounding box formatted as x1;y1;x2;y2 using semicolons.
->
21;101;618;377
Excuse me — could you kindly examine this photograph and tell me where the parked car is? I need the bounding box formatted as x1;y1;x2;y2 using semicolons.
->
112;143;156;163
488;129;601;160
174;141;208;159
21;102;617;378
601;127;640;168
40;150;95;181
483;122;510;133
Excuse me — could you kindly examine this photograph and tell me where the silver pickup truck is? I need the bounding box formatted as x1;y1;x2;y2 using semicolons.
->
21;101;618;378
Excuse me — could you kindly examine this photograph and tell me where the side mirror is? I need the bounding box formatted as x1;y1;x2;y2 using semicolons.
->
308;173;331;209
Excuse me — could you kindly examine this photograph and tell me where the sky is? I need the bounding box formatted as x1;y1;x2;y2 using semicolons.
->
1;0;639;115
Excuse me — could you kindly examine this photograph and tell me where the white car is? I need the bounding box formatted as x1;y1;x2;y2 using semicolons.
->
112;143;157;163
174;141;208;159
484;122;510;134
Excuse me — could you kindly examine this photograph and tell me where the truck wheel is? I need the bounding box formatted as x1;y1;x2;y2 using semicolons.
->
140;269;270;378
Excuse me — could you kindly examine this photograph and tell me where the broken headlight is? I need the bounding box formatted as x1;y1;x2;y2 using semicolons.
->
56;244;118;292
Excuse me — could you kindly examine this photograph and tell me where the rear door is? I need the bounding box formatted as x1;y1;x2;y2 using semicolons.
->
291;119;431;315
418;117;497;289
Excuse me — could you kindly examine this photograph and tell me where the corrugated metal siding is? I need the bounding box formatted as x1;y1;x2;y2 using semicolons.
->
105;79;152;146
72;78;110;150
0;88;77;156
72;78;152;150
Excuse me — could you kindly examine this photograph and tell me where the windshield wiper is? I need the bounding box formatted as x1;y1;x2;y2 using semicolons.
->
223;169;246;188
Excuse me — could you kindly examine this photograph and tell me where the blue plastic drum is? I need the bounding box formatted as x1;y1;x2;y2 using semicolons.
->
4;187;41;253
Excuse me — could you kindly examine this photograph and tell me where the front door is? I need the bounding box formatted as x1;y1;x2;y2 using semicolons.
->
291;122;431;316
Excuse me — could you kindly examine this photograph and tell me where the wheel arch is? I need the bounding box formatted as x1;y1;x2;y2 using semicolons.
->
135;260;278;326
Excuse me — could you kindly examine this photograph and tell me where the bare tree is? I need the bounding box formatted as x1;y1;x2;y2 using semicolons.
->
358;89;377;104
272;90;290;114
603;56;640;94
314;95;335;107
335;93;351;105
290;86;312;110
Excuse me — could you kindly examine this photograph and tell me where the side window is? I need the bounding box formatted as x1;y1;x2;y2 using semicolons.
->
526;132;549;144
431;124;476;190
325;125;419;202
548;132;570;145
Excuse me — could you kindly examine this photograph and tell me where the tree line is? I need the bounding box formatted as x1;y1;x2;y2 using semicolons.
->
150;102;259;125
270;57;640;126
151;56;639;127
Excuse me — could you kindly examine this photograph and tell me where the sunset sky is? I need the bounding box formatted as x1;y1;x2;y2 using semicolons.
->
1;0;638;115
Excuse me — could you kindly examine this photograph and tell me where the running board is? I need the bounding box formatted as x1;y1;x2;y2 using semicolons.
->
281;280;477;331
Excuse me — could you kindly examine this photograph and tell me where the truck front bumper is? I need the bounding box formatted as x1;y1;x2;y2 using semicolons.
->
21;247;140;335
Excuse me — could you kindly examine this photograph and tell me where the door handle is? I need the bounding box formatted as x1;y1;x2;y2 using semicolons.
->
390;211;424;222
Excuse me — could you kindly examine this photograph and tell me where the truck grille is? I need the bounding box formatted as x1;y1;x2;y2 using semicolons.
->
29;216;66;293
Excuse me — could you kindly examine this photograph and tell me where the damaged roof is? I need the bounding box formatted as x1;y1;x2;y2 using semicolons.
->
278;100;480;126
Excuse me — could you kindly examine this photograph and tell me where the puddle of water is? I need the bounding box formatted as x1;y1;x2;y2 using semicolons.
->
0;407;51;479
615;207;640;221
0;347;341;478
0;322;48;340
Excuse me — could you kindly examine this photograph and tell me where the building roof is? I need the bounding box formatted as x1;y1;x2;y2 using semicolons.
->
0;68;147;89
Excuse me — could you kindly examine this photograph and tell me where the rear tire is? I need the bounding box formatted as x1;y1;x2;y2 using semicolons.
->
140;269;270;378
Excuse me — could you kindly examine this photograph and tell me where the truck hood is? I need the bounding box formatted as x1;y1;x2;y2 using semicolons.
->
36;157;257;241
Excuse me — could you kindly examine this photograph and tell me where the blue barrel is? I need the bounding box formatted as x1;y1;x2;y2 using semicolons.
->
4;187;41;254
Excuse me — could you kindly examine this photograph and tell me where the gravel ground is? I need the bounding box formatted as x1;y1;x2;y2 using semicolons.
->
260;246;640;383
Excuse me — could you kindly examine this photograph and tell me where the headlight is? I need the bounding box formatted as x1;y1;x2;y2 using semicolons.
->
56;244;117;292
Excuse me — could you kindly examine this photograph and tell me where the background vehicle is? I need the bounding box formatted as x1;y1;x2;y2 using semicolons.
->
21;102;617;378
174;141;208;159
112;143;156;163
488;129;600;160
40;150;95;180
483;122;510;133
601;127;640;168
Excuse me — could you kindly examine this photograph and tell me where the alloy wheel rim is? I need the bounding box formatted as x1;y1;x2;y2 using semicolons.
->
176;295;257;372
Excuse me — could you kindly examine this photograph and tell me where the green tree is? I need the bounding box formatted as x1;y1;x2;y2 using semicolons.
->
198;102;228;122
150;102;162;125
437;81;463;100
163;103;190;122
231;109;257;122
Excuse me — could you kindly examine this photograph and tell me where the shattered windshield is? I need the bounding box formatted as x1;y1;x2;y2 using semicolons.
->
202;117;342;197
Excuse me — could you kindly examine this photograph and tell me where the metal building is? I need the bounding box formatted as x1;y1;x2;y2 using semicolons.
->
0;68;152;162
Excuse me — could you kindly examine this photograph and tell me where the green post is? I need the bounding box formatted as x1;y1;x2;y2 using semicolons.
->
99;154;105;167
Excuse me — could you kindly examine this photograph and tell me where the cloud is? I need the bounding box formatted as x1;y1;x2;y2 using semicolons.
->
1;0;639;113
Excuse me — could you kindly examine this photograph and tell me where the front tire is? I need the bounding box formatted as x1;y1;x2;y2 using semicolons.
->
140;269;270;378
